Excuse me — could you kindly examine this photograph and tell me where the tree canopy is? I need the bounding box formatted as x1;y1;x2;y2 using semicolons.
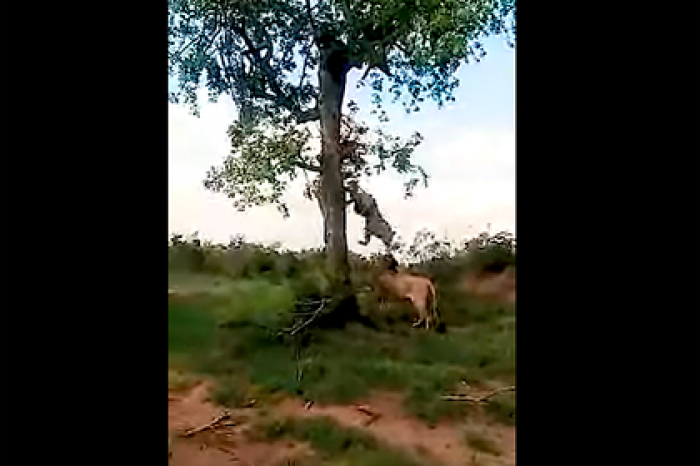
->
168;0;515;216
169;0;515;116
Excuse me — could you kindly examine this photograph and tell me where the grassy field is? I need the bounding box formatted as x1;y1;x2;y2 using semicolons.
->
168;233;515;464
168;277;515;421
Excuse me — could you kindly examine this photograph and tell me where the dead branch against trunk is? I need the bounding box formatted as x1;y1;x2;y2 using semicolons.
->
277;298;332;338
442;386;516;403
275;298;333;384
181;410;233;437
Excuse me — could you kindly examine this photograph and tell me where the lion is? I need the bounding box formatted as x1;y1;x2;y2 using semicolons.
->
373;255;441;330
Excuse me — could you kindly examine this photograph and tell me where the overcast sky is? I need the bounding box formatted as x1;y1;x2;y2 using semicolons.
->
169;36;515;254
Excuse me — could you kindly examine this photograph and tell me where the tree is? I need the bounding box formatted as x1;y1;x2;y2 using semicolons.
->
168;0;516;318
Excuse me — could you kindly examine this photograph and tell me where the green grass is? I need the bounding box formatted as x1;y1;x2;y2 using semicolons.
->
167;271;516;424
211;278;296;327
168;368;199;391
168;299;218;369
168;271;231;295
464;425;502;456
257;416;424;466
207;320;514;423
485;392;516;426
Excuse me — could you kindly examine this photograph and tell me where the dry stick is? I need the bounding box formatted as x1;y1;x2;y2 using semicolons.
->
277;298;331;338
442;385;516;403
216;445;237;456
289;298;331;336
277;298;331;386
355;405;381;426
181;410;233;437
355;405;376;416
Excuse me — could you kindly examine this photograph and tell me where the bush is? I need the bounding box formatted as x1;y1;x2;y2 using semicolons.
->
167;227;516;330
214;279;297;330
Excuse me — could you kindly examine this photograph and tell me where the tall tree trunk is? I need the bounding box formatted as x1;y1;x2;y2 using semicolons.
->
318;41;350;286
316;38;362;325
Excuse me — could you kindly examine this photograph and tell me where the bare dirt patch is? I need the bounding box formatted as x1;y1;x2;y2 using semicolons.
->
168;380;315;466
276;392;515;466
168;380;515;466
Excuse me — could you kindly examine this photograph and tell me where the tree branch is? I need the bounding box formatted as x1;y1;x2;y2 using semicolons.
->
250;88;281;101
306;0;319;45
181;410;233;437
298;45;311;89
170;12;223;63
237;20;284;96
200;13;222;53
293;159;321;172
242;44;271;58
170;36;199;61
296;107;320;124
442;386;516;403
276;298;331;337
233;17;320;126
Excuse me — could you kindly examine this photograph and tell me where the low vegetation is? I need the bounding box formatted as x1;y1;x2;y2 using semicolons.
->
168;228;516;435
463;424;502;456
255;416;424;466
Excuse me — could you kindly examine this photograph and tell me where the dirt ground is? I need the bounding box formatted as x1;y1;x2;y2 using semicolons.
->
168;379;515;466
168;380;316;466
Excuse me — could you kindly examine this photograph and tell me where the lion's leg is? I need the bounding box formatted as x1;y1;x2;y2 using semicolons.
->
413;301;429;329
403;295;421;327
358;226;371;246
412;304;423;327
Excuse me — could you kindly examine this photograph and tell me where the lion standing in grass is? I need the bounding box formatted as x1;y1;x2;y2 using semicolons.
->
374;255;441;330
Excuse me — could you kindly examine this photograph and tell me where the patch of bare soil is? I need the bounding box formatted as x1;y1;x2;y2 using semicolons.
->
168;380;315;466
276;392;515;466
169;380;515;466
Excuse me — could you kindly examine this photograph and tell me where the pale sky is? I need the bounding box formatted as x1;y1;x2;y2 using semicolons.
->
169;36;515;255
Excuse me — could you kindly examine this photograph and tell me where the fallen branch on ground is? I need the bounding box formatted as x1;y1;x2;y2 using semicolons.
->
181;410;233;437
216;446;237;456
442;385;516;403
355;405;381;426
